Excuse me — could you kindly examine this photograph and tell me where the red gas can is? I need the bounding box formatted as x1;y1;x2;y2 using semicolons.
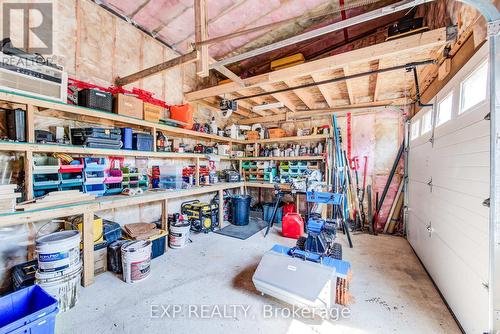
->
282;203;296;216
282;213;304;239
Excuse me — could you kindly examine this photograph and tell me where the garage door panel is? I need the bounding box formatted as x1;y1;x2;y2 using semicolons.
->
409;143;432;183
429;233;489;334
431;151;489;167
431;206;489;280
434;115;489;145
433;163;489;182
432;186;489;224
433;134;489;158
431;174;489;198
407;210;431;264
407;44;489;334
408;181;431;218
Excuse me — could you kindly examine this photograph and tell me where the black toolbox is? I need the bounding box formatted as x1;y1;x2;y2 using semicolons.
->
71;128;122;149
12;259;37;290
6;108;26;142
78;89;113;112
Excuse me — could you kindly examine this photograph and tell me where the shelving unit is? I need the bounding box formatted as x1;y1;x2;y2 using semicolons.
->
237;155;325;161
0;89;332;288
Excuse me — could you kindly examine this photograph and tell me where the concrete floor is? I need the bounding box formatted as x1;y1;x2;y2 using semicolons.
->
57;229;461;334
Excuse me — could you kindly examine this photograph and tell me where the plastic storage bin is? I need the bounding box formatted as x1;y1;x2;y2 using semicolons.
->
132;133;153;151
0;285;58;334
149;231;167;259
103;220;122;243
159;165;185;190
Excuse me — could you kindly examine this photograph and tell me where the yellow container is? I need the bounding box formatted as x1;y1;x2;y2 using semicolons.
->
271;53;305;71
76;218;104;244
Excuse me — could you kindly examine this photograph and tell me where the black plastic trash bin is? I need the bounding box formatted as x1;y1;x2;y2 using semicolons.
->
231;195;251;226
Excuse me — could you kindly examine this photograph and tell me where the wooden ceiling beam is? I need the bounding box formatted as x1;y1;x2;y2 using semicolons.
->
283;79;317;109
237;98;410;125
185;28;448;101
116;50;198;86
310;73;334;108
260;84;298;112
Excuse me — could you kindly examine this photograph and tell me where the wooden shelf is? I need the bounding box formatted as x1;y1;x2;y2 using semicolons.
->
244;134;329;144
237;155;325;161
0;90;246;144
0;182;244;226
245;182;292;190
0;141;235;160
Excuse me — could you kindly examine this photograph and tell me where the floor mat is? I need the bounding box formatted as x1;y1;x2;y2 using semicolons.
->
215;217;268;240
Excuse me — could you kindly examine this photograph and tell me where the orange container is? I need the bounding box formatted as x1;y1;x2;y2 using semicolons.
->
169;104;193;129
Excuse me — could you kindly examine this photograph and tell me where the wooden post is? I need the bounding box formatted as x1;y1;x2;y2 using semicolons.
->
218;189;224;228
161;199;168;252
195;157;200;186
82;211;95;287
24;150;33;200
152;126;157;152
194;0;209;77
26;104;35;142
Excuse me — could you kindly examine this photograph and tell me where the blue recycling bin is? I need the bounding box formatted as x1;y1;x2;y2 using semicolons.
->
0;285;58;334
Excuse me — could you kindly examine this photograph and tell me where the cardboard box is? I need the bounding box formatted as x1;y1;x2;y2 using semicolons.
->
268;128;286;138
94;246;107;276
113;94;143;119
143;103;162;123
246;131;259;140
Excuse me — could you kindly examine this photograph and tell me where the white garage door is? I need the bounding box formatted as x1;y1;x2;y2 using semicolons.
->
407;43;490;334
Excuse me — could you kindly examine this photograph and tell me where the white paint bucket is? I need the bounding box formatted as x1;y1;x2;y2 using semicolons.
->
36;263;82;312
121;240;151;283
169;221;190;249
36;230;80;272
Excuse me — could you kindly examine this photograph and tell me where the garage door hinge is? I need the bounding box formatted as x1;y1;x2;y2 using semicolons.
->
482;282;489;290
427;178;433;191
484;112;490;121
428;135;434;144
483;198;490;207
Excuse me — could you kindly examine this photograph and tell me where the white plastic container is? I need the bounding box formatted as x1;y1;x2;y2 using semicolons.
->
121;240;152;283
36;263;82;312
36;230;80;272
169;221;191;249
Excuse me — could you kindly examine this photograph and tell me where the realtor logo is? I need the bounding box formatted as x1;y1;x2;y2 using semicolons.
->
2;2;53;54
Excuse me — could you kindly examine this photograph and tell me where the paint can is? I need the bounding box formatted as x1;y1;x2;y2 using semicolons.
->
121;240;151;283
35;230;80;273
35;263;82;312
169;221;191;249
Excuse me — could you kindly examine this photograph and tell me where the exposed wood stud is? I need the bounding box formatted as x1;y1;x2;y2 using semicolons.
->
194;0;209;77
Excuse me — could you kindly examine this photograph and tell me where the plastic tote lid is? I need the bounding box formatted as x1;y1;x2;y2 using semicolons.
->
36;230;80;245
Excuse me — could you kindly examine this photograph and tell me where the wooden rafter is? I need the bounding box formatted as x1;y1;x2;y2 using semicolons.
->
185;28;448;102
194;0;209;77
283;78;317;109
237;98;410;125
115;51;198;86
310;73;335;108
260;84;298;112
342;66;355;105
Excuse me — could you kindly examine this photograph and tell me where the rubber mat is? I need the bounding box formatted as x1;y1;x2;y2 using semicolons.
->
214;217;268;240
